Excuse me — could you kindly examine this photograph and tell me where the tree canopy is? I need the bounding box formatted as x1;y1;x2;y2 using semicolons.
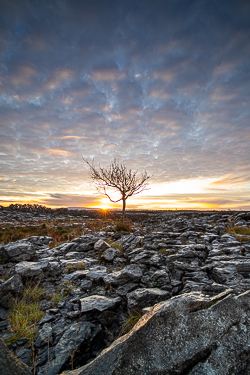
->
84;158;150;220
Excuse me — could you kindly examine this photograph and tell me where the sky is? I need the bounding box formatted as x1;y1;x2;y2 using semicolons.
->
0;0;250;210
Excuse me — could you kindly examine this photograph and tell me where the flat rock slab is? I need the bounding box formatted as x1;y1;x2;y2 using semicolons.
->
102;264;142;286
15;261;49;277
80;295;121;313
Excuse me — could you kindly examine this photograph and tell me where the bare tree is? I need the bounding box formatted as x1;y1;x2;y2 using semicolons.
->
83;158;150;221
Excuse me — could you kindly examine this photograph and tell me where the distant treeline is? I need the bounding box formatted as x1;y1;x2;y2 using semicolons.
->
0;203;149;221
0;204;80;215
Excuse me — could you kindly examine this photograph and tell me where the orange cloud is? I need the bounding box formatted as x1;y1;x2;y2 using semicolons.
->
210;173;249;186
61;136;90;139
48;149;72;156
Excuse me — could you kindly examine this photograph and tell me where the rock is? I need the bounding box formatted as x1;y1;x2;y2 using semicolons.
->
0;275;24;308
101;248;121;262
0;338;32;375
93;239;110;252
127;288;170;310
61;290;250;375
0;241;36;262
34;323;53;348
119;234;142;251
15;347;32;366
0;307;8;321
37;322;102;375
116;283;139;296
102;265;142;286
0;274;23;294
80;280;92;291
61;270;88;282
80;295;121;313
86;266;107;282
15;261;49;278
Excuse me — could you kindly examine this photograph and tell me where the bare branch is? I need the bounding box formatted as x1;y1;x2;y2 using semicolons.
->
83;158;151;220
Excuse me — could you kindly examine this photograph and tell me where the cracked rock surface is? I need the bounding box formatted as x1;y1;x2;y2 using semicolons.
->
0;208;250;374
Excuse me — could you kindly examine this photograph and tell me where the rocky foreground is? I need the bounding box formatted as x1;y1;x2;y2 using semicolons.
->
0;210;250;374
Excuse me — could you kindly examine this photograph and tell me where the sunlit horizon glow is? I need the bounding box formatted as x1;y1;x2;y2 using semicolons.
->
1;1;250;211
0;175;249;210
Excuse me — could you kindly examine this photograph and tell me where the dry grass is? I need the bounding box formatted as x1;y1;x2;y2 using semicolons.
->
158;247;179;255
115;220;132;232
236;235;250;242
226;226;250;236
0;221;85;246
6;283;44;344
120;310;142;335
65;262;86;273
106;240;123;251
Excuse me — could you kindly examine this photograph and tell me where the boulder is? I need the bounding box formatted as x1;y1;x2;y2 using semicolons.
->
86;266;107;282
37;322;102;375
93;239;110;252
0;241;36;262
127;288;170;310
80;295;121;313
102;265;142;286
15;261;49;278
0;275;24;308
61;290;250;375
101;248;121;262
0;338;32;375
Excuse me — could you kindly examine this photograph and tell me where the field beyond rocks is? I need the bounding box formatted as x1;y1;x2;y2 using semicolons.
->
0;206;250;375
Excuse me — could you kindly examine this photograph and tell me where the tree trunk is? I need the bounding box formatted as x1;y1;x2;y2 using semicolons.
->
122;198;126;222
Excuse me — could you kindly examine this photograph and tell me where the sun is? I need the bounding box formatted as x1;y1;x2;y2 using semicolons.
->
101;205;108;210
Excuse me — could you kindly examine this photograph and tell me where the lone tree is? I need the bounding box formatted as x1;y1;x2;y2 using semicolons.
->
83;158;150;221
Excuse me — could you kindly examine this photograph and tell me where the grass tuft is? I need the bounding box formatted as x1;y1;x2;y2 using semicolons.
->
120;310;142;335
226;226;250;236
6;283;44;344
115;220;132;232
65;262;86;273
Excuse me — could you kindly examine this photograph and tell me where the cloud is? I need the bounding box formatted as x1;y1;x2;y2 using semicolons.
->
60;136;90;139
47;149;73;156
0;0;250;208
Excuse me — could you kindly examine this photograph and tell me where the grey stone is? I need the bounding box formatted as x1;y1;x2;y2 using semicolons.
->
0;307;8;321
61;270;88;282
80;295;121;313
0;275;24;308
86;266;107;281
15;347;32;366
127;288;170;310
15;261;49;278
34;323;53;348
103;265;142;286
63;290;250;375
116;283;139;296
94;239;110;252
101;248;121;262
38;322;101;375
80;280;92;291
0;274;23;294
119;234;142;251
0;338;32;375
0;241;36;262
